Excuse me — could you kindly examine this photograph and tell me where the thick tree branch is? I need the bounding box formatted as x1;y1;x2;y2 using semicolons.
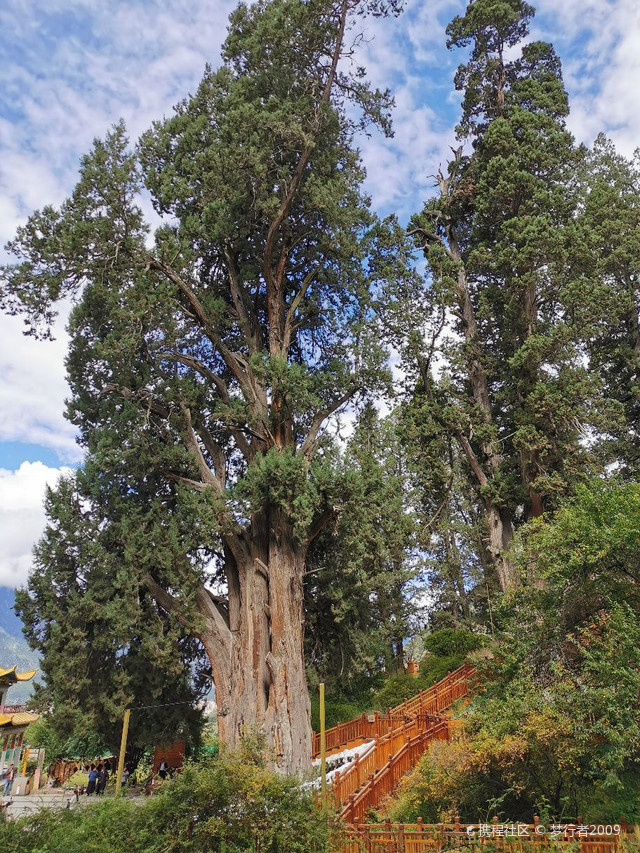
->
456;431;489;488
148;258;264;416
161;352;258;461
283;267;317;351
305;505;338;547
161;352;231;400
144;574;232;692
196;423;227;484
299;388;357;459
223;246;261;354
408;226;454;262
144;573;188;625
180;403;222;492
167;474;211;493
179;405;251;567
263;0;350;342
195;583;232;645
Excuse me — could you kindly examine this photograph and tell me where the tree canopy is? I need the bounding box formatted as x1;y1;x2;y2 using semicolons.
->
2;0;409;775
2;0;640;795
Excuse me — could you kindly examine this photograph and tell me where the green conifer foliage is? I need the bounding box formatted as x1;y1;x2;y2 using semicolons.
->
1;0;403;774
15;473;209;756
305;405;418;686
408;0;599;590
576;136;640;476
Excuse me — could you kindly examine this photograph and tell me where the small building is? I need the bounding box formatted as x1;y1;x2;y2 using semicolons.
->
0;666;40;775
153;741;186;775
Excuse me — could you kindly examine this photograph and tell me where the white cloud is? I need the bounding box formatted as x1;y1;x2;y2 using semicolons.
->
534;0;640;154
0;309;80;463
0;461;71;588
0;0;237;464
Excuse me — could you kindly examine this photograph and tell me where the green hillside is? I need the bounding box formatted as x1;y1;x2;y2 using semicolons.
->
0;587;39;704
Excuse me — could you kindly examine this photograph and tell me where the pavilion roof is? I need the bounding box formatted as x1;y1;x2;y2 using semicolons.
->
0;666;37;685
0;711;40;728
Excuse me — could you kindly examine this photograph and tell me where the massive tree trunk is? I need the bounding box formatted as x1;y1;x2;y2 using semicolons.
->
485;504;515;592
2;0;391;779
221;513;311;774
148;513;313;776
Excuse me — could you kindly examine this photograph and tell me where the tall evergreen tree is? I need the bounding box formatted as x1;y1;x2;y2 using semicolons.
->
305;405;418;685
15;474;210;756
402;399;488;625
576;136;640;476
1;0;403;774
407;0;598;590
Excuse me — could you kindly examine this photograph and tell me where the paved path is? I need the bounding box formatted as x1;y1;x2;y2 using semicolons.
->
2;788;152;820
2;790;128;820
2;791;68;819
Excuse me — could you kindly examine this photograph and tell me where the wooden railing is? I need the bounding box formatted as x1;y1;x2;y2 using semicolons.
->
313;664;475;823
342;820;634;853
312;663;476;757
339;720;454;824
319;666;632;849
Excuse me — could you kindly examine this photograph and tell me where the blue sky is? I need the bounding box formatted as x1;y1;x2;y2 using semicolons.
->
0;0;638;589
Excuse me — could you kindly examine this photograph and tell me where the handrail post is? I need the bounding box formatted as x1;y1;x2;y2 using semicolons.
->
319;683;327;805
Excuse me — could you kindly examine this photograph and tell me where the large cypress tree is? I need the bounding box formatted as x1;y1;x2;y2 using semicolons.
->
1;0;402;774
576;136;640;476
408;0;598;591
15;471;211;758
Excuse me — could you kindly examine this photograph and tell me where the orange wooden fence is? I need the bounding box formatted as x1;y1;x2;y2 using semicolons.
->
338;720;457;824
313;662;476;758
342;820;636;853
312;664;475;823
318;666;636;852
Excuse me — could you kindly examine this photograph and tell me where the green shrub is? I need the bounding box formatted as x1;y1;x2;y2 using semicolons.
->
371;654;463;711
0;748;337;853
423;628;484;658
311;697;363;730
0;799;137;853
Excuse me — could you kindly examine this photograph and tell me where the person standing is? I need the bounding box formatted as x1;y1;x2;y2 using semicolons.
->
96;764;108;795
86;764;98;796
2;764;15;798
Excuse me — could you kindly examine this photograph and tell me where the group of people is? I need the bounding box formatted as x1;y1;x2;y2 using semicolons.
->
2;764;15;798
86;761;111;796
118;760;174;795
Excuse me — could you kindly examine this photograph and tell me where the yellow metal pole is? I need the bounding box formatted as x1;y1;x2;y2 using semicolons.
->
319;682;327;804
115;708;131;795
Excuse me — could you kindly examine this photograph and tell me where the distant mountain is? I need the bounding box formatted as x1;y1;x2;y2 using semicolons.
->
0;587;40;704
0;586;23;637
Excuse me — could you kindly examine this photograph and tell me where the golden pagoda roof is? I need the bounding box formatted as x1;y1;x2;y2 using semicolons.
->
0;711;40;728
0;666;37;684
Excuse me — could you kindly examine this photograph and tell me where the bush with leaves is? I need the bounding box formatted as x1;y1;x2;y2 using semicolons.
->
389;479;640;824
0;745;338;853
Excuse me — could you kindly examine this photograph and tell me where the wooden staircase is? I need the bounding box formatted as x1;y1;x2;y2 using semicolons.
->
313;663;476;823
